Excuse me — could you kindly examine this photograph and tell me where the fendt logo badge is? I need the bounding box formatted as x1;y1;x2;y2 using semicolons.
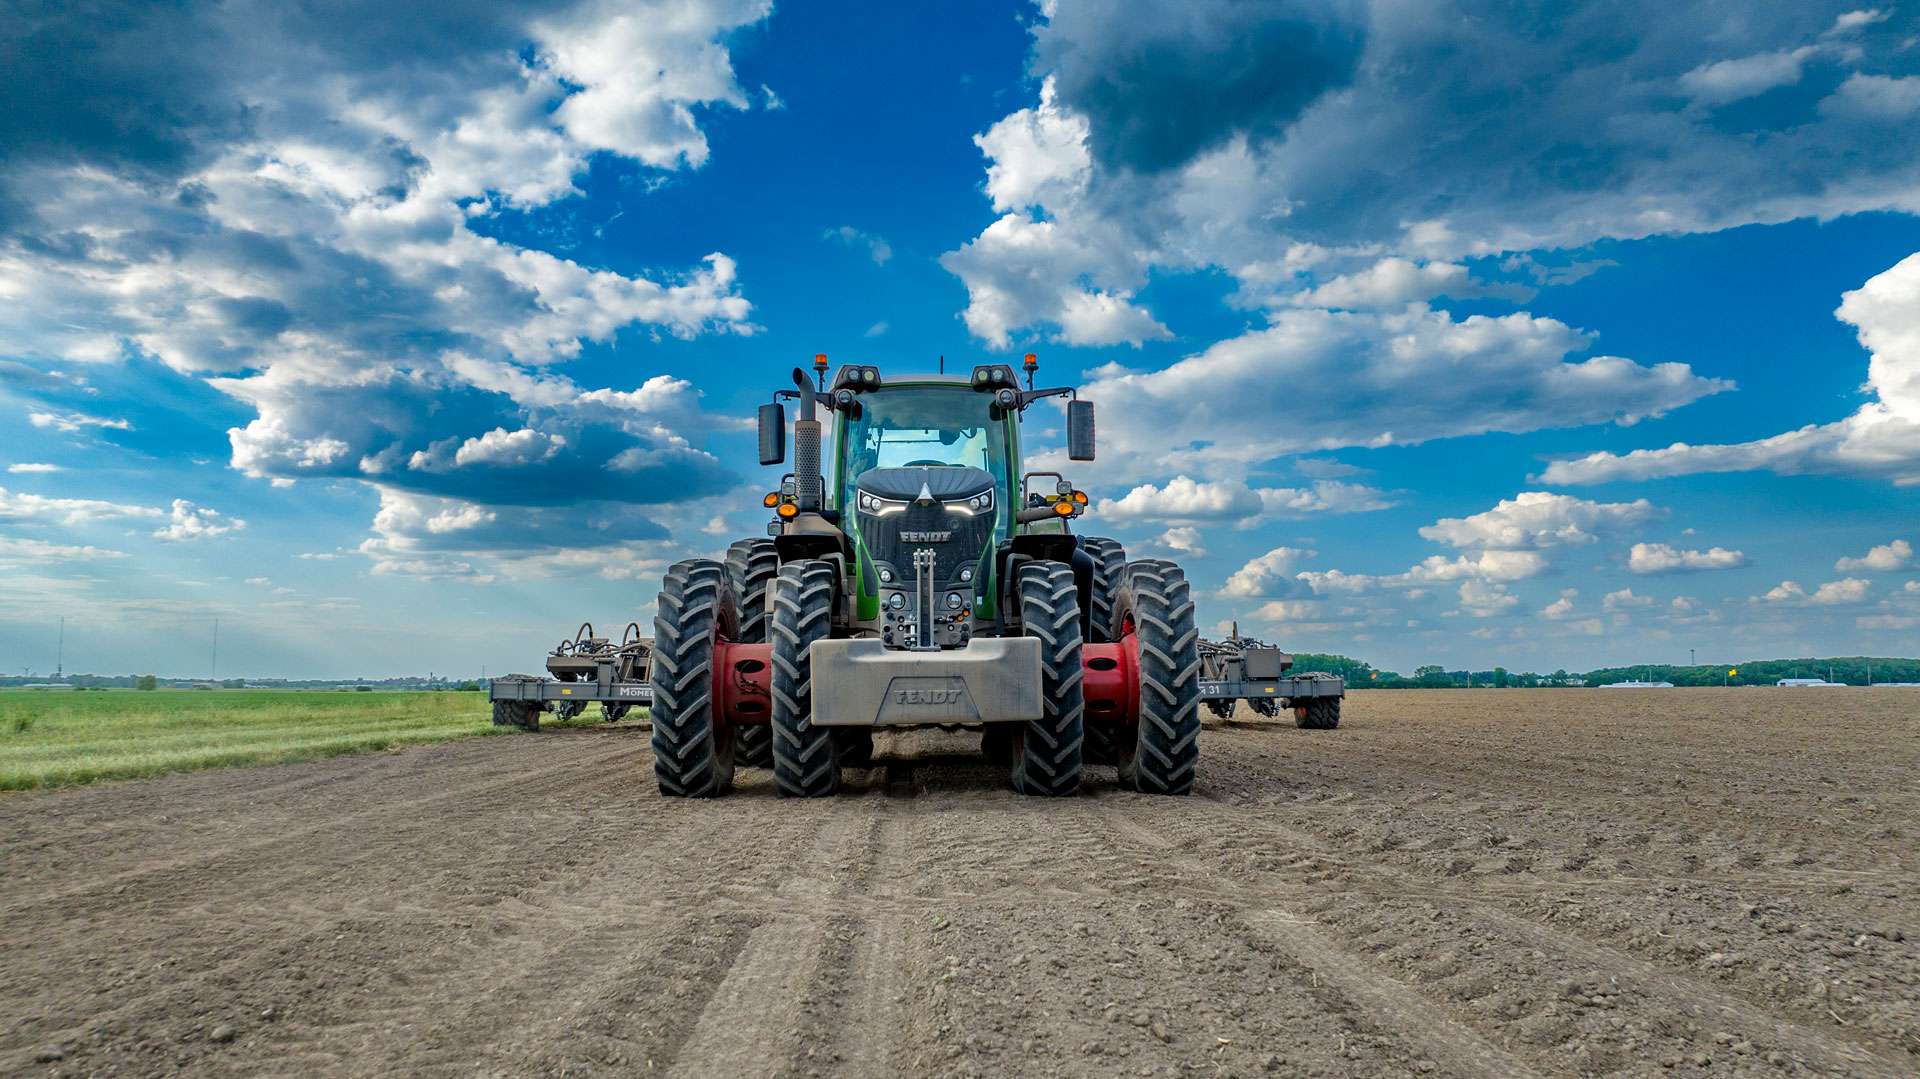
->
894;688;964;706
899;530;952;542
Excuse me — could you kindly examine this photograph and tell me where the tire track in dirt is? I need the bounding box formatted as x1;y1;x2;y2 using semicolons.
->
2;756;819;1075
1240;908;1543;1078
1092;810;1540;1078
1111;743;1916;1077
662;811;876;1077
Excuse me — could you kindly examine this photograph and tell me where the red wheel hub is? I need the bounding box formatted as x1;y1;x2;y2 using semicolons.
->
1082;632;1141;726
711;640;773;727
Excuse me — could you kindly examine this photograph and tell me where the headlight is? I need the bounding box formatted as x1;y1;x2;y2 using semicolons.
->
858;490;906;515
958;566;972;582
887;592;906;610
878;567;893;583
945;592;963;609
946;490;993;515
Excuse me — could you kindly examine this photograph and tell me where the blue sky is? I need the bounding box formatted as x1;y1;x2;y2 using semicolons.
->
4;1;1920;679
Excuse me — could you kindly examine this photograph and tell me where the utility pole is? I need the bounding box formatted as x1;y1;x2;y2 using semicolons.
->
1689;648;1695;668
211;618;219;682
56;616;64;680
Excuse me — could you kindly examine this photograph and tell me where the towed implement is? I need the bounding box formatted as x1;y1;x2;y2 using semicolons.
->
624;353;1345;798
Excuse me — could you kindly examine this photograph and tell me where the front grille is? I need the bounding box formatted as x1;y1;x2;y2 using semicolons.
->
859;500;993;586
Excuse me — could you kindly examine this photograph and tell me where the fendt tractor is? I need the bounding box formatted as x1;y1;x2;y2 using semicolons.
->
490;354;1344;797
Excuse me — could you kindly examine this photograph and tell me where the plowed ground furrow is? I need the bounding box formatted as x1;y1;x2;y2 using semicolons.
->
1;763;827;1073
1;739;646;918
0;733;636;875
389;912;760;1079
921;893;1440;1077
1199;736;1915;885
1109;807;1918;1076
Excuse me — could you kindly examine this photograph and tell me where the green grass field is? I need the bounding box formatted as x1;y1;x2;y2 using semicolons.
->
0;689;543;791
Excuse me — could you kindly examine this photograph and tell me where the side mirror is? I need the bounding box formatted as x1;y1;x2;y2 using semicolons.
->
1066;400;1095;461
757;402;786;466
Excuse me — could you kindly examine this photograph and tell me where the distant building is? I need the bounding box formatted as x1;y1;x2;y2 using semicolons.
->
1776;678;1845;687
1599;680;1675;688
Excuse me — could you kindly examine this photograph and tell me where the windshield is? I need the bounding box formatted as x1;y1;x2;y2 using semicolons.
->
837;385;1012;508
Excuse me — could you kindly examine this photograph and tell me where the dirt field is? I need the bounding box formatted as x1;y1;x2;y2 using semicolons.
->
3;689;1915;1077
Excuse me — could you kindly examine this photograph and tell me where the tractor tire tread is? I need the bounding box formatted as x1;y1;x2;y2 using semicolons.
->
1115;560;1201;795
770;560;841;797
1011;561;1086;796
649;559;737;797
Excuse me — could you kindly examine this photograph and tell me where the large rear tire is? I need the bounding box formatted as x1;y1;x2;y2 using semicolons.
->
1080;536;1126;642
649;559;738;797
1111;560;1201;795
770;560;841;797
1080;537;1126;764
1011;561;1086;796
726;539;779;767
1296;697;1342;730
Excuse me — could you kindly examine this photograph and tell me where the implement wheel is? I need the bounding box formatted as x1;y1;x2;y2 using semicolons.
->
1111;560;1201;795
726;538;779;767
1295;697;1342;730
649;559;738;797
491;698;540;731
490;675;542;730
1011;561;1086;796
770;560;841;797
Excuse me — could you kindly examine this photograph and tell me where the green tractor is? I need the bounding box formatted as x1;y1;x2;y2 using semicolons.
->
648;355;1200;798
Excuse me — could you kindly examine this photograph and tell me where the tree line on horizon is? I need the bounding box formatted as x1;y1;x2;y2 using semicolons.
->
1290;654;1920;688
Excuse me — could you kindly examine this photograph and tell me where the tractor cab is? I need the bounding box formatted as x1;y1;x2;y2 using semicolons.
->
757;357;1095;647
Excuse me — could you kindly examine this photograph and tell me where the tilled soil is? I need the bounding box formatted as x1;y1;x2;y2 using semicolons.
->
3;688;1916;1077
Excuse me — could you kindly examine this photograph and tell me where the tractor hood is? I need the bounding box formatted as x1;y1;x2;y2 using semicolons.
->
855;465;994;503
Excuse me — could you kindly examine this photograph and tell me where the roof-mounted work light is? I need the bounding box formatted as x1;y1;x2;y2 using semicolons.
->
970;363;1017;390
830;365;882;392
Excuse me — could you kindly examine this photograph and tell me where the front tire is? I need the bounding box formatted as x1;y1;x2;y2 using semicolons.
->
1111;560;1201;795
770;560;841;797
1010;561;1085;796
649;559;738;797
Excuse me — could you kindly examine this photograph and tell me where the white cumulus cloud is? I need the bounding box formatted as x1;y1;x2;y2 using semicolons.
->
1221;547;1315;598
1757;578;1872;606
152;500;245;542
1541;253;1920;487
1628;543;1749;574
1419;492;1662;550
1835;538;1912;571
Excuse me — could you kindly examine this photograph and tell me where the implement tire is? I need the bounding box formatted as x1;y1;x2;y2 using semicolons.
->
726;538;779;767
490;675;542;730
1112;559;1201;795
1011;561;1086;796
1296;697;1342;730
491;698;540;731
649;559;738;798
770;560;841;797
1080;536;1127;642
